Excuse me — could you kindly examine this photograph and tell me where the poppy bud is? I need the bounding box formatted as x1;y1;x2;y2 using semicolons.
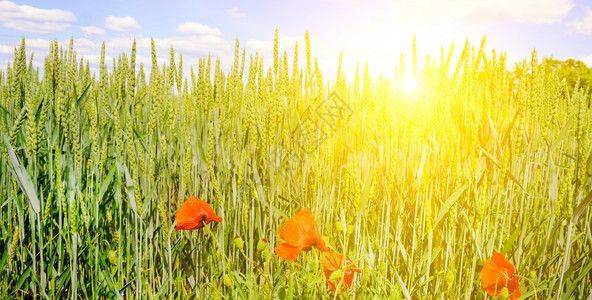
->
335;220;344;232
329;269;344;286
108;250;117;266
347;224;354;234
500;287;509;298
445;270;454;287
233;236;244;250
257;238;268;251
264;282;271;294
530;270;537;280
224;274;233;288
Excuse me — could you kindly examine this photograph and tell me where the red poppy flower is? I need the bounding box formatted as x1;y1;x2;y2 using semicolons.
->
323;251;361;291
274;209;329;260
175;196;222;230
481;252;521;299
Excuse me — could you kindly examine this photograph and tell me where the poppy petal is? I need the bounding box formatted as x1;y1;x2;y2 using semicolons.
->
491;252;517;274
279;209;321;248
274;242;302;260
175;196;222;230
324;272;336;291
322;261;337;291
315;237;330;252
481;252;521;298
195;198;223;223
175;216;203;230
323;251;341;272
175;209;207;230
343;269;355;287
508;277;522;300
322;251;360;291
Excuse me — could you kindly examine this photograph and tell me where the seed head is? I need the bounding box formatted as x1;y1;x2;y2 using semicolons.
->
108;250;117;265
224;274;233;288
329;269;344;287
445;270;454;287
256;238;268;252
335;220;344;232
500;287;509;298
233;236;244;250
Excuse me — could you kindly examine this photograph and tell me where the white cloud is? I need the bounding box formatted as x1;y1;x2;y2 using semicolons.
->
24;38;52;51
177;22;221;36
0;0;76;34
567;7;592;35
1;38;52;53
388;0;574;24
105;16;141;32
227;6;247;18
80;26;106;36
107;35;231;57
0;45;12;55
323;0;362;3
577;54;592;66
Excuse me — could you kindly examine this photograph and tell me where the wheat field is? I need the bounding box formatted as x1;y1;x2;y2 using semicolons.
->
0;30;591;299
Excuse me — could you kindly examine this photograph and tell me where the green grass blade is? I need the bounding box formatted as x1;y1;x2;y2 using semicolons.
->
2;133;40;214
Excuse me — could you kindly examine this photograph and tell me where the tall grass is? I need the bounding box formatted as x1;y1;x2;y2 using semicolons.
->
0;33;591;299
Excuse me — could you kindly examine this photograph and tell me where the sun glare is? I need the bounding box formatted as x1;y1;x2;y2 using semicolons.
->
403;74;419;94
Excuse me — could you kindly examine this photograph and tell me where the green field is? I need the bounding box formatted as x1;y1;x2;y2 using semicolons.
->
1;32;591;299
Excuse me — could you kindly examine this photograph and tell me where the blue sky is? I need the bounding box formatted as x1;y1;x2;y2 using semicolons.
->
1;0;591;80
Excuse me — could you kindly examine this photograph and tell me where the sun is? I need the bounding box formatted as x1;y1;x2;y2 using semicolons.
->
403;74;419;94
